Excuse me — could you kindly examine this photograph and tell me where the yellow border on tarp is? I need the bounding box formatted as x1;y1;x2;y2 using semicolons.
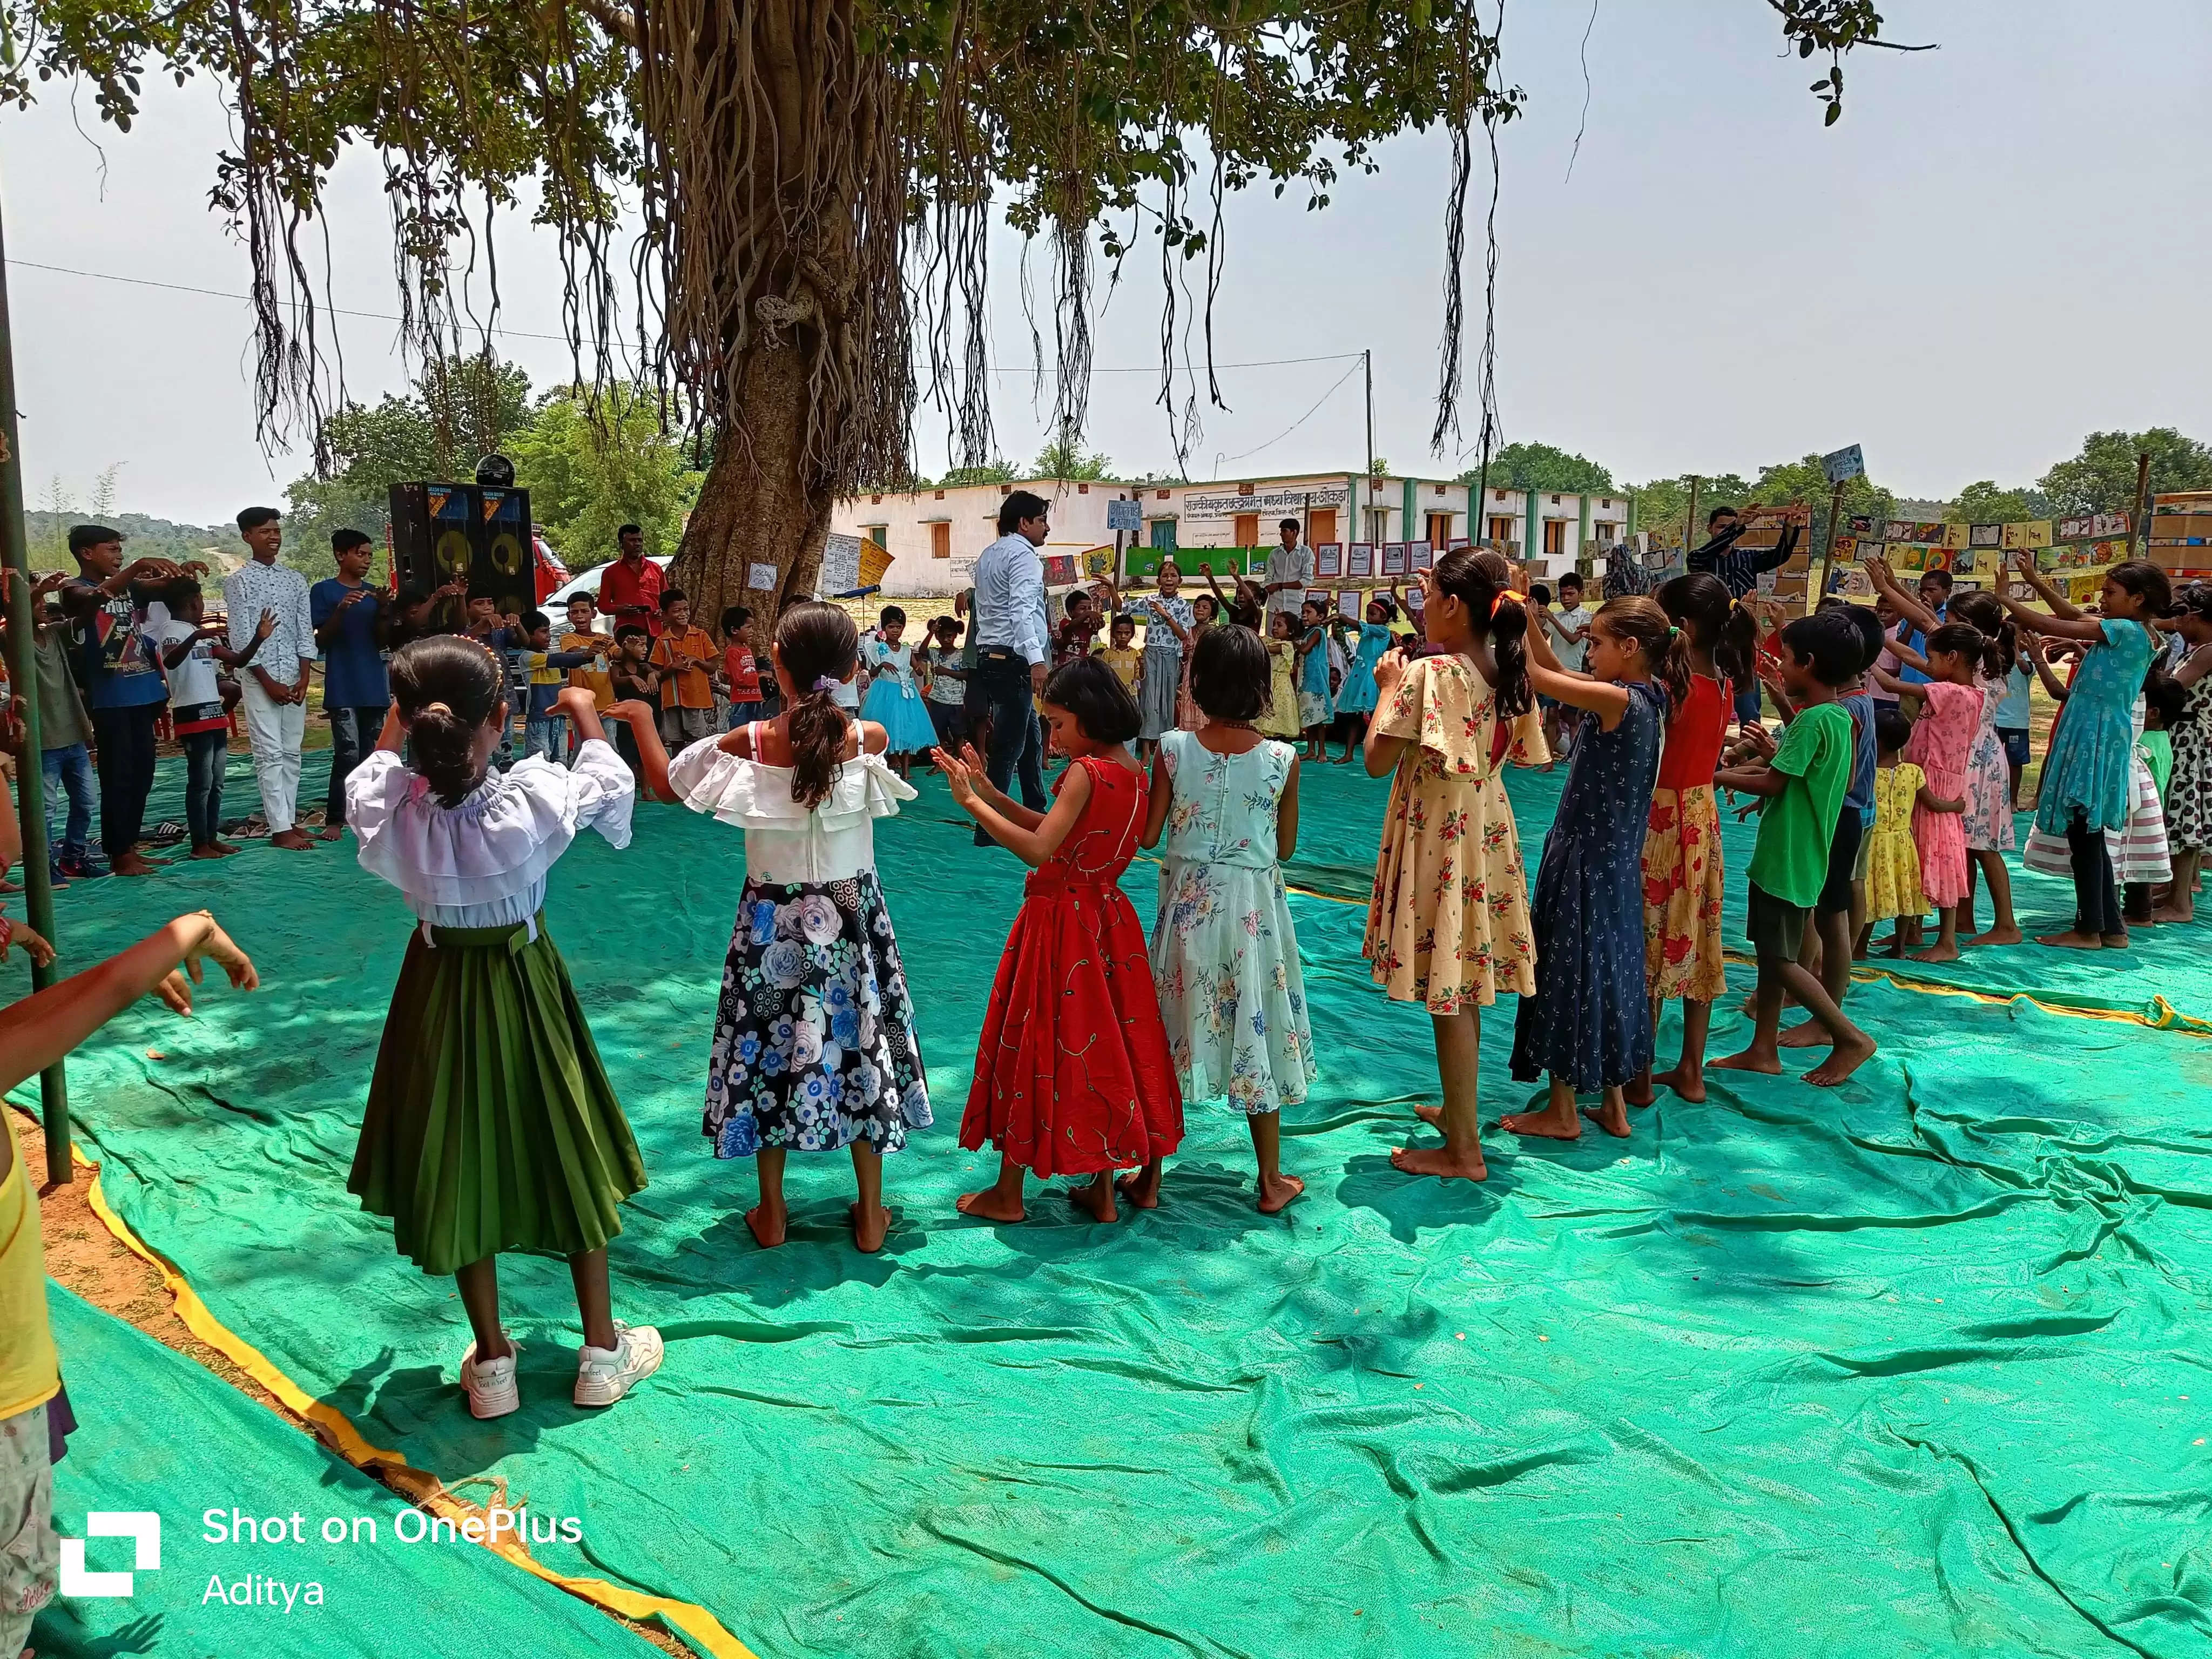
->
44;1126;754;1659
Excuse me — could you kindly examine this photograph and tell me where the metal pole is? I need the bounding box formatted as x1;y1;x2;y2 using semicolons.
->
1684;475;1701;565
1812;478;1845;615
0;187;69;1183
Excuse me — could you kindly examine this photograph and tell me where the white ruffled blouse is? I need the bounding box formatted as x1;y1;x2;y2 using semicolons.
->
346;740;636;932
667;734;913;885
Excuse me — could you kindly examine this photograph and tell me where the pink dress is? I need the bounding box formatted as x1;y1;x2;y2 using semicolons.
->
1961;671;2015;853
1905;679;1979;906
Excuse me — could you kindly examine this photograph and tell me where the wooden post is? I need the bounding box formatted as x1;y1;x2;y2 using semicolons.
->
1812;478;1845;613
1684;476;1701;563
2132;450;2153;556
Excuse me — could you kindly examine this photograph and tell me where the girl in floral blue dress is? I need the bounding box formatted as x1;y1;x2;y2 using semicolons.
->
670;601;930;1253
1140;625;1313;1213
1505;596;1684;1141
1329;597;1398;763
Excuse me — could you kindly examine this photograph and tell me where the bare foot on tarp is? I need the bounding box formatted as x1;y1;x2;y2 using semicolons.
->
1710;1048;1782;1076
1909;942;1960;963
1256;1172;1305;1213
849;1201;891;1253
744;1203;786;1249
1803;1030;1876;1087
955;1188;1026;1223
1965;926;2023;947
1389;1144;1488;1181
1114;1166;1162;1209
1499;1108;1580;1141
1775;1020;1828;1049
1654;1065;1706;1103
2035;929;2105;950
1070;1174;1119;1224
1413;1103;1445;1127
1583;1092;1630;1138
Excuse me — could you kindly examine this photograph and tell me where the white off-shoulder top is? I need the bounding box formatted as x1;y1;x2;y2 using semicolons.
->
667;730;914;885
346;739;636;933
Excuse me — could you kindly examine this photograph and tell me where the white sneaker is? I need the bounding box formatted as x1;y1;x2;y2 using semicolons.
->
574;1323;664;1408
460;1340;520;1419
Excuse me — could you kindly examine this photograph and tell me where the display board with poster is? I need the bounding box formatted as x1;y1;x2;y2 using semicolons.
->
1346;543;1374;578
1411;543;1435;572
1314;543;1343;579
2149;491;2212;579
1741;504;1812;605
1381;543;1409;576
1336;590;1363;619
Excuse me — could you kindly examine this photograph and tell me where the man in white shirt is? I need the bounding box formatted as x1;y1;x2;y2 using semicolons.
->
222;506;319;850
1260;518;1312;627
968;489;1052;844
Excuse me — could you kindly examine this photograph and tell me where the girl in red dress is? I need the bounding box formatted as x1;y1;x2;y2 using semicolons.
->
935;657;1183;1223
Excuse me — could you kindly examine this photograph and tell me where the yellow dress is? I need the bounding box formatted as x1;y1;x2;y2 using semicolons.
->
1259;639;1301;739
1097;644;1142;696
1864;761;1927;922
1363;653;1546;1012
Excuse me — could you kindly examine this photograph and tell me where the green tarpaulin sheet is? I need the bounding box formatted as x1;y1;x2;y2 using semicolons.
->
16;751;2212;1656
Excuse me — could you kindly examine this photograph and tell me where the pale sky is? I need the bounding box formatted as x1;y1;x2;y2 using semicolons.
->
1;0;2206;525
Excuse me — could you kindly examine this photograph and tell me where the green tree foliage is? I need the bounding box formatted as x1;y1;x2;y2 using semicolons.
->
1945;480;2049;525
1627;457;1894;555
507;386;704;563
2036;428;2212;518
1459;441;1614;496
936;460;1019;488
1031;435;1114;481
285;355;534;555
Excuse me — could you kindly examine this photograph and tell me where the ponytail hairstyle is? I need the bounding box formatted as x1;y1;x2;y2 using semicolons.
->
774;600;859;809
1924;621;1987;681
1470;549;1514;588
1946;591;2017;680
1655;572;1757;693
1431;545;1532;718
1594;595;1692;712
389;635;504;807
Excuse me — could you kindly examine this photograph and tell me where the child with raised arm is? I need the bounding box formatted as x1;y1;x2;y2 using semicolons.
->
1364;549;1546;1183
1861;709;1929;954
2000;555;2170;948
1712;611;1877;1086
921;613;972;749
1293;597;1334;760
1867;619;1984;962
940;657;1182;1224
151;578;276;859
1503;595;1680;1140
858;604;939;779
0;908;259;1659
1628;572;1757;1107
1139;625;1311;1212
1330;596;1397;764
670;602;929;1255
346;637;670;1417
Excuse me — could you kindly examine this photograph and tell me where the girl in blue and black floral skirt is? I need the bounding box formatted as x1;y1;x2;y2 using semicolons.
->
668;601;930;1255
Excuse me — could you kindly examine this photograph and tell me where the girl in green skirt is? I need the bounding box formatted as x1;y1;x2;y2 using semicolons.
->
346;634;670;1420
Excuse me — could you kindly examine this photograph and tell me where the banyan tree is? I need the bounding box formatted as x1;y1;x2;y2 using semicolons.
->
2;0;1926;629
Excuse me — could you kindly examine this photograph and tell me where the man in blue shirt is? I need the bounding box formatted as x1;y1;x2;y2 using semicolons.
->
311;529;392;840
58;524;181;877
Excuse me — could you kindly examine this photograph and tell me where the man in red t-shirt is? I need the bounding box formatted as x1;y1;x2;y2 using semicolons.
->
597;525;666;637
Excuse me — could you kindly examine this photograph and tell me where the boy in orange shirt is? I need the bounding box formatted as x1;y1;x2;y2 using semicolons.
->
718;604;764;729
649;587;718;747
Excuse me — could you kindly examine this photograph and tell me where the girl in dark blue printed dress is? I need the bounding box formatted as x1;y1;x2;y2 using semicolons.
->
1506;597;1685;1140
668;602;930;1255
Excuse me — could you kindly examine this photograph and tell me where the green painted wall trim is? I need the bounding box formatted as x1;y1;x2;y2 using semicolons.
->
1524;486;1539;557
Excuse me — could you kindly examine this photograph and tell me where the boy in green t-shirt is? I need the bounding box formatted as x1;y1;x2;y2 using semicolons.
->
1712;611;1877;1087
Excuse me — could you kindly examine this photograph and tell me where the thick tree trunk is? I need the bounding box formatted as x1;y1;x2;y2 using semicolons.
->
669;335;831;645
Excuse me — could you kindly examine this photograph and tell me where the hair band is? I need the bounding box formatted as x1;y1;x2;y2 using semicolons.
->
1491;590;1524;618
813;675;841;692
425;701;452;716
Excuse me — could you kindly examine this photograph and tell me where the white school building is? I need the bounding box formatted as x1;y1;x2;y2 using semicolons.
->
832;469;1638;597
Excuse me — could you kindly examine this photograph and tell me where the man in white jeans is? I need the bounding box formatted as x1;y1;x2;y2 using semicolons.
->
222;507;319;850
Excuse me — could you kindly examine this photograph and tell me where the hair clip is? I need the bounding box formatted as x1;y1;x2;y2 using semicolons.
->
424;701;452;716
813;675;841;692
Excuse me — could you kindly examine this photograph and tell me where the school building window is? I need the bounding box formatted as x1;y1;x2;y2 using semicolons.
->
1594;521;1617;543
1488;515;1517;545
1426;511;1453;549
929;522;951;559
1234;512;1259;547
1309;508;1337;544
1543;519;1567;557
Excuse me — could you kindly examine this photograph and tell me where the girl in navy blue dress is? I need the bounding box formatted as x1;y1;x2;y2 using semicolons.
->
1506;597;1687;1139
